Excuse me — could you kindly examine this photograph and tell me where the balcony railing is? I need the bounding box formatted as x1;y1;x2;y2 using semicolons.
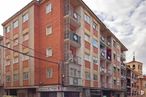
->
67;54;81;65
65;32;81;48
100;49;106;59
64;76;82;86
64;6;81;28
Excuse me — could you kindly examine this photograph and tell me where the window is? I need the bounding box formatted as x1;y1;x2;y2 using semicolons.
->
13;38;18;46
13;74;18;81
23;33;29;41
93;22;97;30
22;52;29;61
5;26;10;33
133;64;135;70
46;48;53;57
13;20;18;28
6;75;11;82
13;57;18;64
6;42;10;48
84;14;91;24
78;71;81;77
113;53;117;60
84;34;90;42
85;71;90;80
93;74;98;80
46;3;52;14
46;68;53;78
22;13;29;22
113;79;116;85
113;40;116;47
92;39;98;48
6;59;11;65
84;53;90;61
93;56;98;64
46;26;52;35
70;68;74;76
113;67;116;72
23;72;29;80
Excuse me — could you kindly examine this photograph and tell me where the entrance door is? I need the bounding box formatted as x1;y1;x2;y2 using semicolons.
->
64;92;79;97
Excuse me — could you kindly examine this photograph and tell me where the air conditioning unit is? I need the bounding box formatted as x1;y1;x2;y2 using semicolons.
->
68;57;74;63
101;52;105;57
73;78;78;85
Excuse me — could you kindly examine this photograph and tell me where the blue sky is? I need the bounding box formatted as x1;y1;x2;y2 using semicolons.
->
0;0;146;74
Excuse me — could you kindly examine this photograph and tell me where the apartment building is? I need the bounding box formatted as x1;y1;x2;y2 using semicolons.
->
2;0;127;97
142;75;146;97
126;56;143;97
0;36;5;96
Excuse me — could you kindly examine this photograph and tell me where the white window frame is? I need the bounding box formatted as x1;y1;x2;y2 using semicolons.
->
85;71;90;80
23;33;29;41
5;26;10;33
84;14;91;24
84;34;90;42
92;38;98;48
23;72;29;80
46;68;53;78
46;26;52;35
13;38;18;46
93;74;98;80
6;59;11;65
6;75;11;82
93;22;97;30
13;20;18;28
22;53;29;61
84;53;90;61
46;48;53;57
6;42;10;48
13;56;19;64
46;3;52;14
13;74;18;81
22;13;29;22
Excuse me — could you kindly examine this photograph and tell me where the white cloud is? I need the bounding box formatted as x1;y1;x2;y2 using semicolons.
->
83;0;146;74
0;0;31;35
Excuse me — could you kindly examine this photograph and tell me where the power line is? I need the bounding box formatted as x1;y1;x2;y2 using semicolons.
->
0;44;59;65
4;35;46;57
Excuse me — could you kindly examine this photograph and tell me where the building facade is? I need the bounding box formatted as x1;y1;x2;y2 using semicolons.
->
141;75;146;97
2;0;127;97
126;56;143;97
0;36;5;96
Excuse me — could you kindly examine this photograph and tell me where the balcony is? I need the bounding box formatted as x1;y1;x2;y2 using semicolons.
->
106;69;112;76
68;55;81;65
100;67;106;75
100;49;106;59
65;32;81;48
100;36;106;44
63;76;82;86
64;7;81;29
121;53;126;61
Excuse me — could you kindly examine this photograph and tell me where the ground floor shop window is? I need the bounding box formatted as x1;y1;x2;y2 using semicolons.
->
41;92;57;97
64;92;79;97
